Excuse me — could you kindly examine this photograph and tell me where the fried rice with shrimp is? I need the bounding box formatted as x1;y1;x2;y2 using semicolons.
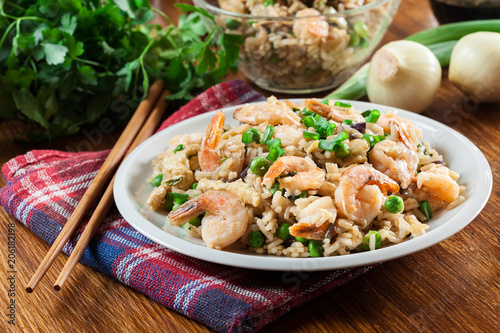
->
146;97;466;257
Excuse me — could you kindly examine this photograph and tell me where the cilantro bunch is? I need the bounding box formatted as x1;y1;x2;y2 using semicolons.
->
0;1;242;140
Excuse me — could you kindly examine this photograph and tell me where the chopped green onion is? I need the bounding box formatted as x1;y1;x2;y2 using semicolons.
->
225;18;241;30
295;236;308;243
250;157;270;176
288;191;307;203
266;147;284;162
302;115;316;129
301;107;314;117
318;139;336;151
277;223;292;241
362;133;386;149
165;194;174;211
242;128;261;144
385;195;404;214
334;101;351;108
314;116;331;138
308;240;323;257
419;200;433;221
327;123;336;136
173;144;184;153
248;231;265;247
190;182;198;189
349;32;360;47
360;230;382;251
365;109;380;123
335;142;350;158
261;125;275;144
320;98;329;105
165;177;183;186
266;138;282;149
263;0;275;7
319;131;349;151
353;21;369;38
188;216;202;227
248;20;255;26
303;131;320;140
152;174;163;187
220;157;228;163
270;181;282;195
361;110;371;117
165;192;190;212
270;54;278;63
343;119;353;125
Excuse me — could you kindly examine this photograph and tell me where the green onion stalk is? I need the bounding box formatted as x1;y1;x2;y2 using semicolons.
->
324;19;500;101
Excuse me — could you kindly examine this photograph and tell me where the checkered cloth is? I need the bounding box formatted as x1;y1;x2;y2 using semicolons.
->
0;80;377;332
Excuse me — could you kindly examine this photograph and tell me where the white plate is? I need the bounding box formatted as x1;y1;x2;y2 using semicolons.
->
113;100;492;271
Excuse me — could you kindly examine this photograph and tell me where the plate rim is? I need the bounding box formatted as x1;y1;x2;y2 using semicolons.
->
113;99;493;271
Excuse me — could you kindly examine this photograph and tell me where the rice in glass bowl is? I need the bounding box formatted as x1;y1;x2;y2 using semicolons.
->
194;0;401;94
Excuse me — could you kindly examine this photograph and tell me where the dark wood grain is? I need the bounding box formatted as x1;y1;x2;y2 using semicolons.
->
1;0;499;332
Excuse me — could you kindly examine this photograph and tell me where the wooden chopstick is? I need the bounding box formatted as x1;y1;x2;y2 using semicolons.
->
26;80;165;293
53;90;170;290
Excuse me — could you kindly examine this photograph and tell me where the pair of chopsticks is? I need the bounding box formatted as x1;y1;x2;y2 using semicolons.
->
26;80;169;292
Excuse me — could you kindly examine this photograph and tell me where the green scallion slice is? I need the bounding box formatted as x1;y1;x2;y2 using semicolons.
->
335;142;350;158
353;21;369;38
165;177;183;186
303;131;320;140
301;107;314;117
266;138;282;149
302;115;316;129
418;200;433;221
365;109;380;123
267;147;284;162
261;125;275;144
334;101;351;108
242;128;261;144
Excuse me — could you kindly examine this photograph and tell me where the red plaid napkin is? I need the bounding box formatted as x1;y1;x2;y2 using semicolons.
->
0;80;377;332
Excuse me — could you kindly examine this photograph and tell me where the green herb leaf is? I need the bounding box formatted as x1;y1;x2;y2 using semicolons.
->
43;43;68;65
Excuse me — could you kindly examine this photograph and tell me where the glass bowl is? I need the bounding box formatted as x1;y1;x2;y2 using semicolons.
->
194;0;401;94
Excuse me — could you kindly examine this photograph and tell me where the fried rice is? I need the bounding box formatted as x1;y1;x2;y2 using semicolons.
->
146;97;466;257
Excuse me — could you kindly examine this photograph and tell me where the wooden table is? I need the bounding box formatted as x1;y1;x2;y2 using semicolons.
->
1;1;499;332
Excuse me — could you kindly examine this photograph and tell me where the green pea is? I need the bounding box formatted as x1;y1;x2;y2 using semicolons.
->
384;195;404;214
173;144;184;153
360;230;382;251
152;174;163;187
250;157;270;176
295;236;308;244
277;223;292;240
308;240;323;257
248;231;265;247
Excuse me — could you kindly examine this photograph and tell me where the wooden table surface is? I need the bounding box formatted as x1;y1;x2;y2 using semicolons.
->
1;0;499;332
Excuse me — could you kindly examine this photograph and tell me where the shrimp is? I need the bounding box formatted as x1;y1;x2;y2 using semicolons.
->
415;165;459;203
335;165;400;224
369;121;418;189
168;191;248;249
199;111;244;178
289;197;337;240
304;99;365;123
274;125;304;147
234;97;302;127
293;8;329;41
378;113;422;149
262;156;325;192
